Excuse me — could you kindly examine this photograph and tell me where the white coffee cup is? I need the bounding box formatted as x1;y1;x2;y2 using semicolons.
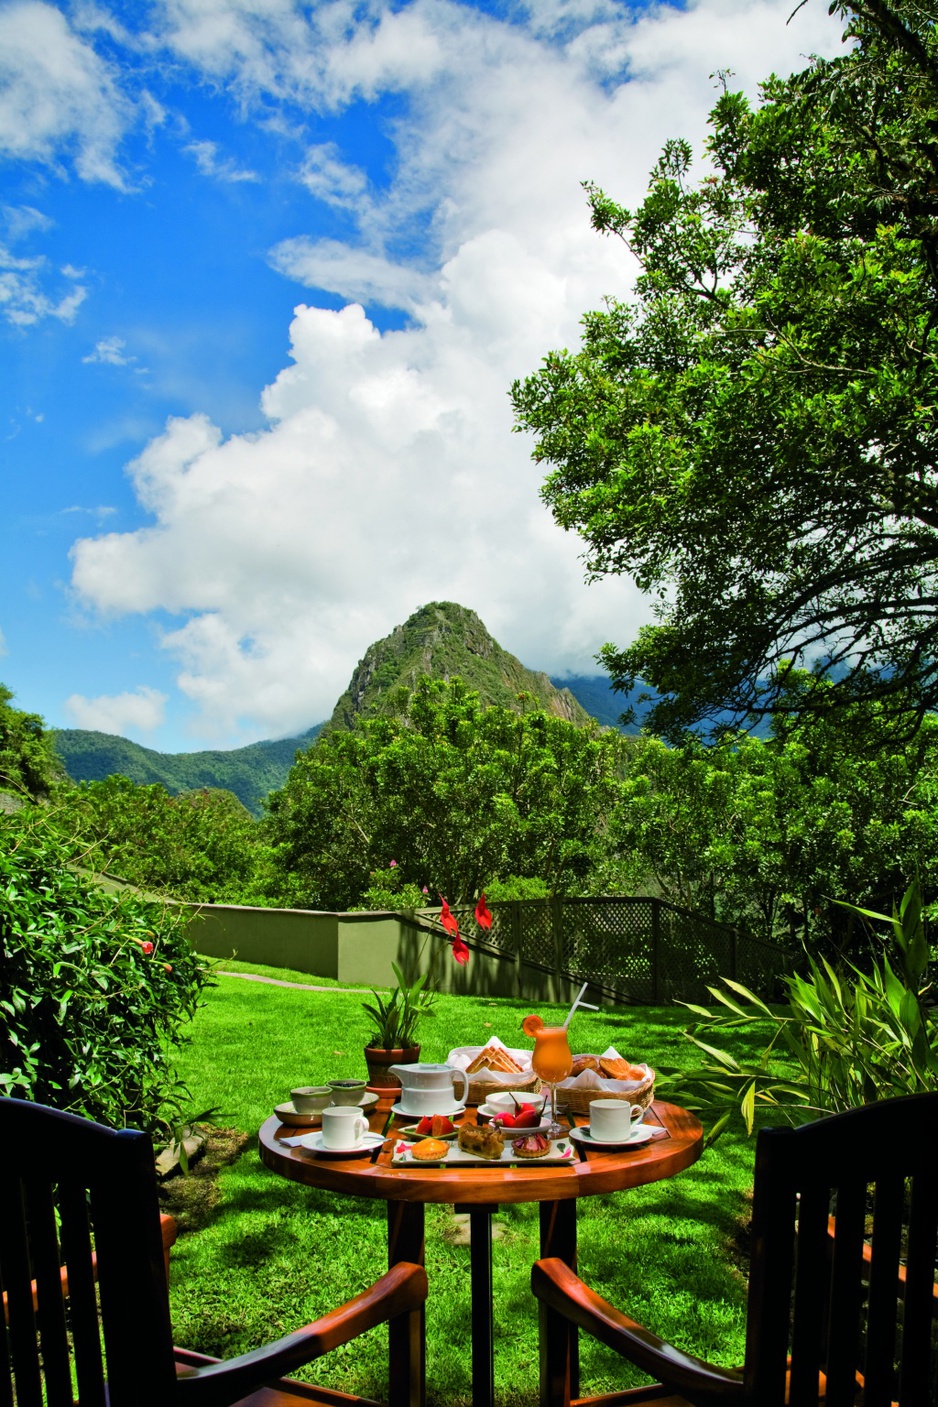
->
321;1105;369;1151
589;1099;644;1142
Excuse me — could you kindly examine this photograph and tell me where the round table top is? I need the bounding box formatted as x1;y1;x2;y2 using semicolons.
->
258;1101;704;1206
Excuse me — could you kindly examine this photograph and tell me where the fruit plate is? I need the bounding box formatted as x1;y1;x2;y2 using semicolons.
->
476;1108;554;1138
391;1137;577;1166
397;1122;460;1140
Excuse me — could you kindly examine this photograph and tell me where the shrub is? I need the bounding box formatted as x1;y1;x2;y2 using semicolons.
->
0;806;211;1135
659;880;938;1140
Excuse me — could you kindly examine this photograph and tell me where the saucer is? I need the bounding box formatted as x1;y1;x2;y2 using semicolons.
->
569;1124;655;1150
294;1131;384;1157
274;1102;322;1127
391;1102;466;1122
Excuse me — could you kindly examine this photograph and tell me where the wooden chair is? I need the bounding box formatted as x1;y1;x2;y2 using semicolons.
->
0;1098;427;1407
533;1093;938;1407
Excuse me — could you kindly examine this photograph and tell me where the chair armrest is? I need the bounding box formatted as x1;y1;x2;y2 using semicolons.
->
533;1259;745;1404
175;1261;428;1407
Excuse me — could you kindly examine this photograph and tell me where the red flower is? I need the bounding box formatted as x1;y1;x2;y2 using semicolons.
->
474;893;492;931
439;897;459;937
451;934;470;965
141;941;154;955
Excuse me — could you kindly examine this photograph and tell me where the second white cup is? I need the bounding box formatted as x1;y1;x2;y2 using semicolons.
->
321;1104;369;1150
589;1099;644;1142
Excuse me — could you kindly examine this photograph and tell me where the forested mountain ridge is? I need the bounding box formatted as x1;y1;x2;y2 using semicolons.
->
52;726;323;815
327;601;593;731
52;602;609;813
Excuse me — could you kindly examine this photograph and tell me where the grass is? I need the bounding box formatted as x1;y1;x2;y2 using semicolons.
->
167;967;769;1407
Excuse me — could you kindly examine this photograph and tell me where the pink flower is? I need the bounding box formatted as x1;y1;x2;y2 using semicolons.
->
474;893;492;931
390;859;397;868
422;886;429;894
439;897;459;938
141;941;154;955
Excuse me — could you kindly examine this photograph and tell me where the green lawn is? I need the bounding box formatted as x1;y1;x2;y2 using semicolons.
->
167;968;765;1407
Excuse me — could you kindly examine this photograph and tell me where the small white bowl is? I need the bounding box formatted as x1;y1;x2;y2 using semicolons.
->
485;1090;546;1116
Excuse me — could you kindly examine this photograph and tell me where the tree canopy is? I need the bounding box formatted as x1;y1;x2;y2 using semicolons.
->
264;676;627;908
511;1;938;739
0;684;63;801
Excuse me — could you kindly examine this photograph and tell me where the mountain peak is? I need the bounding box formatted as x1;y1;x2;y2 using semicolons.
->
329;601;593;731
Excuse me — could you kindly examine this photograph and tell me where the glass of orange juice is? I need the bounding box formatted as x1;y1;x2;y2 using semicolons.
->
527;1020;573;1136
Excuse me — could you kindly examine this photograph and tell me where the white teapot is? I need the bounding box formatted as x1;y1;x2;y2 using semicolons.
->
389;1062;470;1115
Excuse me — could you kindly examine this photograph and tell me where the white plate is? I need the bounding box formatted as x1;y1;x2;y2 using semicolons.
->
569;1124;655;1151
293;1131;385;1157
391;1102;466;1121
477;1107;554;1138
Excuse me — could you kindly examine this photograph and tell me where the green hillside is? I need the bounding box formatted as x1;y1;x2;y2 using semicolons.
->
52;726;322;815
328;601;593;731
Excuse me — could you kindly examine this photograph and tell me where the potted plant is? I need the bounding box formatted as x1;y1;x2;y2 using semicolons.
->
362;962;437;1089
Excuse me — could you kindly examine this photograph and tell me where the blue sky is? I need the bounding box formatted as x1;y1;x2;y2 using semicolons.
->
1;0;842;752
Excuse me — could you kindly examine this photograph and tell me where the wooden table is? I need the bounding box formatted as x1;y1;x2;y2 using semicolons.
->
259;1102;703;1407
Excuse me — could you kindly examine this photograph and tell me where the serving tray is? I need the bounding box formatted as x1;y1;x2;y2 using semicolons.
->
391;1137;576;1166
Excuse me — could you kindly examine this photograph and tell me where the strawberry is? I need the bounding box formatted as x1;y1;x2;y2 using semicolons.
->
431;1115;456;1137
415;1116;434;1135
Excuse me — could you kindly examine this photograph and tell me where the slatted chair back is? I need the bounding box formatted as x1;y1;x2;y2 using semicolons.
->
745;1092;938;1407
0;1097;178;1407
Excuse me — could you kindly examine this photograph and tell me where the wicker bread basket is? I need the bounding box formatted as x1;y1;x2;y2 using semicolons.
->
555;1061;655;1117
467;1068;540;1107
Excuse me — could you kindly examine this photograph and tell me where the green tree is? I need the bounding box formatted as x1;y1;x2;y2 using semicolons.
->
0;684;63;801
613;689;938;950
511;2;938;738
265;677;626;909
53;775;265;903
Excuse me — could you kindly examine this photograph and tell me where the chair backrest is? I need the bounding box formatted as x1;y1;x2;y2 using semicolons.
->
0;1097;178;1407
744;1092;938;1407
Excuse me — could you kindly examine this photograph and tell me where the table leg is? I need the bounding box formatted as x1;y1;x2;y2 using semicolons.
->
470;1204;497;1407
539;1200;578;1401
387;1203;426;1407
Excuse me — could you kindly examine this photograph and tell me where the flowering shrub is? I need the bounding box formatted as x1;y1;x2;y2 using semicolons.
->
1;806;210;1135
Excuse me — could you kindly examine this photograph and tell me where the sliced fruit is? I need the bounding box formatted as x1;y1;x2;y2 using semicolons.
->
415;1116;434;1135
431;1115;456;1137
521;1013;545;1037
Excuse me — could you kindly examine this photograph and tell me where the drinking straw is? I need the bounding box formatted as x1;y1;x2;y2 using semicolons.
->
563;981;599;1029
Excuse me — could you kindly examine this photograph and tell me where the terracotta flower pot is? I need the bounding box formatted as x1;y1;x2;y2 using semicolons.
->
364;1044;420;1091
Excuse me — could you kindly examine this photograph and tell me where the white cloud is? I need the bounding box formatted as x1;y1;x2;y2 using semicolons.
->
2;204;53;241
0;1;132;187
184;139;260;183
0;245;86;326
83;335;134;365
70;0;844;742
64;685;168;735
270;238;436;311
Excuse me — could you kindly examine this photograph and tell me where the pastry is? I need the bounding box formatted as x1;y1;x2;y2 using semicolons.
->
411;1138;450;1161
571;1055;601;1076
599;1056;631;1081
465;1044;523;1075
457;1123;505;1160
512;1132;551;1159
